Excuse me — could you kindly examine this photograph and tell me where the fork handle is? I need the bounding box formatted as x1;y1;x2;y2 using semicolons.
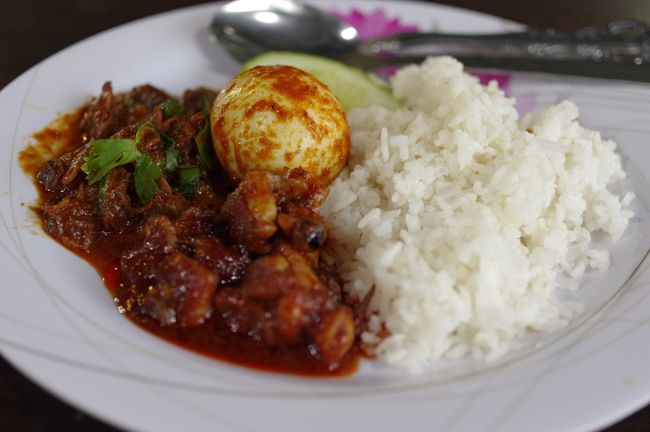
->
360;20;650;65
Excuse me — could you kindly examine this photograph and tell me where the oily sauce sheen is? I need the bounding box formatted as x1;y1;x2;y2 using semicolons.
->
210;66;350;186
20;83;359;377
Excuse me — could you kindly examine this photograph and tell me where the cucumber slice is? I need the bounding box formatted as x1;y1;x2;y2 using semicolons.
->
242;51;402;112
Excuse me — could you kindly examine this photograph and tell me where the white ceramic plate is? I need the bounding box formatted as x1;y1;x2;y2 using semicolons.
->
1;1;650;431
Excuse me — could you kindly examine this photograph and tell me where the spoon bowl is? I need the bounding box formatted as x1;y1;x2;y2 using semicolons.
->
211;0;359;62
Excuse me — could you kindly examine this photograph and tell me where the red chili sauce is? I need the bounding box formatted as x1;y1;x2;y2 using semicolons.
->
19;82;359;376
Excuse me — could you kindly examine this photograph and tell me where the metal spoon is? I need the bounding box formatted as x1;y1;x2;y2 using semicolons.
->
211;0;650;81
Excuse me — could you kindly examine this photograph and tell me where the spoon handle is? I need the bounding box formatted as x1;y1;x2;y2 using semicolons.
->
359;20;650;65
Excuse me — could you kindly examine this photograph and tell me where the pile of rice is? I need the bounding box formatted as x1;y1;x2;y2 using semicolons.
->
321;56;635;371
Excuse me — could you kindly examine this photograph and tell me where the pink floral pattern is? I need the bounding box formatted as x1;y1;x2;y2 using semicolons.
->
474;72;511;91
332;8;514;95
332;9;419;39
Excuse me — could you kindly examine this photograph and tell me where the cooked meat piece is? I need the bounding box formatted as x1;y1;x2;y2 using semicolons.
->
274;169;328;252
80;82;119;140
272;240;323;289
119;84;170;126
42;182;100;251
36;158;66;193
182;87;219;115
133;123;164;164
163;115;203;166
311;306;355;365
240;254;292;301
273;241;354;363
174;207;218;238
142;215;178;253
188;237;249;285
134;189;186;219
80;82;170;140
274;168;328;210
36;143;90;193
276;209;326;253
139;252;218;327
215;241;351;359
59;144;91;186
120;216;218;327
274;289;323;342
121;216;177;284
101;167;132;231
214;287;277;342
220;171;278;254
193;177;226;208
316;244;346;303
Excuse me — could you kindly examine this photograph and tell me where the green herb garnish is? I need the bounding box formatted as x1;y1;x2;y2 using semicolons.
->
82;122;162;202
134;154;162;202
136;119;178;173
160;99;185;119
161;132;179;173
195;106;216;169
176;165;201;199
81;138;139;184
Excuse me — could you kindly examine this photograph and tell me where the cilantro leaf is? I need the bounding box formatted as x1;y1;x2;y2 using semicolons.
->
160;99;185;119
160;132;179;172
135;120;178;173
195;116;215;169
81;138;139;184
177;165;201;199
134;120;154;147
81;121;164;203
134;154;162;202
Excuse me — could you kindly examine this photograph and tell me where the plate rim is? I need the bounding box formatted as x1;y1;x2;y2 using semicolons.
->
1;2;650;432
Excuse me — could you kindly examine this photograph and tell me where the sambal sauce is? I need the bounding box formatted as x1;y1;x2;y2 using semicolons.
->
19;82;359;376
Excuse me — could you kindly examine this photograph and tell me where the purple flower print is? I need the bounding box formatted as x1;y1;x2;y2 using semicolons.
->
332;8;515;96
332;8;419;39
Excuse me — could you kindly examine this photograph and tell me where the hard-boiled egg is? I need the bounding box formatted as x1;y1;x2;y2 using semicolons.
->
210;65;350;185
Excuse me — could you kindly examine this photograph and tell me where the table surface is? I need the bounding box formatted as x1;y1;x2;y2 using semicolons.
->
1;1;649;431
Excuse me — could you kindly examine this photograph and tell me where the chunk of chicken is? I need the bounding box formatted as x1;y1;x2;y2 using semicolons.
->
220;171;278;254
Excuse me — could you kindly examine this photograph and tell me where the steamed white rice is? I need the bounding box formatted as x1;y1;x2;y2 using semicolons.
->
321;56;635;371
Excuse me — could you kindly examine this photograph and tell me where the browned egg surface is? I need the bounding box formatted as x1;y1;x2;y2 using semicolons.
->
211;65;350;186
